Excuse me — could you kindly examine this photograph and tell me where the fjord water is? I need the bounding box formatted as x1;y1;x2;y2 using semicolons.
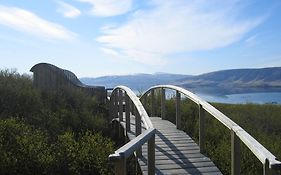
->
197;92;281;104
135;90;281;104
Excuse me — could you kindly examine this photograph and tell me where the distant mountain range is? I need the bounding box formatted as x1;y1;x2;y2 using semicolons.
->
175;67;281;94
80;67;281;94
80;73;189;91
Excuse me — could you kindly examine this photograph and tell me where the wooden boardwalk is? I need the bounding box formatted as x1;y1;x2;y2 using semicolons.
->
118;116;222;175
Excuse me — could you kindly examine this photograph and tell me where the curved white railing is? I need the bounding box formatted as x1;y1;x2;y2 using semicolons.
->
140;85;281;175
110;86;153;129
108;86;155;175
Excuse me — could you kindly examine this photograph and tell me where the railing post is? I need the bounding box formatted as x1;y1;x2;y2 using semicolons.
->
161;88;166;120
118;89;123;122
115;156;126;175
125;92;130;132
135;111;142;157
176;91;181;129
263;159;275;175
151;89;155;117
199;104;205;153
148;133;155;175
131;100;134;116
114;90;118;118
231;130;241;175
143;94;147;111
109;93;113;120
117;90;124;140
135;110;141;135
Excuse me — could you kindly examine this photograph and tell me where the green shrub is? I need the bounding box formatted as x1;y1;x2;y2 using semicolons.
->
77;131;114;175
0;119;114;175
0;70;42;121
0;118;52;175
0;69;115;174
161;98;281;174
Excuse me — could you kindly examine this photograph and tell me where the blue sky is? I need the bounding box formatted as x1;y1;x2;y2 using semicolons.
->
0;0;281;77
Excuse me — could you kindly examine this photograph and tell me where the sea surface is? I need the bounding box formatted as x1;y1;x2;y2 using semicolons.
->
134;90;281;105
196;92;281;104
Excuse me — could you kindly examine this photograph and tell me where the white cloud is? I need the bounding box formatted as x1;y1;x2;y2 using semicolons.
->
100;47;121;57
56;1;81;18
97;0;264;64
77;0;132;17
0;5;75;40
122;49;167;65
99;47;166;65
244;34;258;47
245;35;257;43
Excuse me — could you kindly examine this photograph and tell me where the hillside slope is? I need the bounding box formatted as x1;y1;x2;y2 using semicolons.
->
80;67;281;94
174;67;281;94
80;73;189;91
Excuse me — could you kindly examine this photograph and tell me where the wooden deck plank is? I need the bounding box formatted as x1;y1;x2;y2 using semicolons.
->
116;116;222;174
141;153;211;161
142;167;221;175
139;157;212;166
141;162;218;171
143;145;200;152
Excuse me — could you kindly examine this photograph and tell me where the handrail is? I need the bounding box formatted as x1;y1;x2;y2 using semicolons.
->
140;85;281;174
109;128;156;161
114;85;153;129
108;86;155;175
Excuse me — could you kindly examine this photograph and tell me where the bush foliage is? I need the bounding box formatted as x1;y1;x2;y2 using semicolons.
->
0;69;114;175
